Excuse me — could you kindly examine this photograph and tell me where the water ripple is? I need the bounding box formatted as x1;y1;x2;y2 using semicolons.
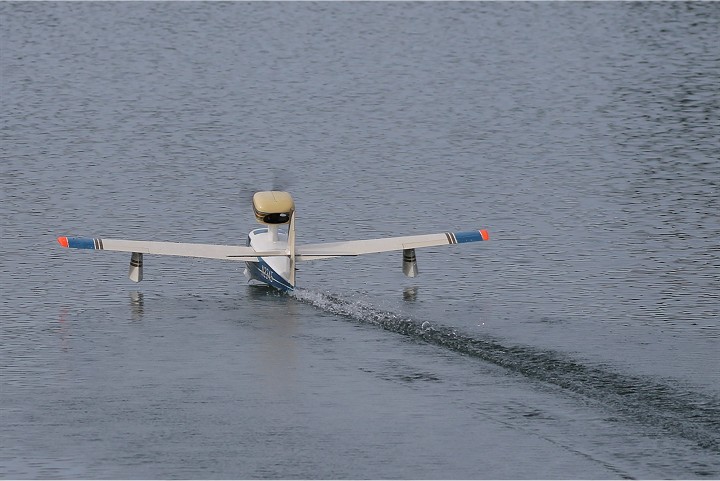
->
294;288;720;453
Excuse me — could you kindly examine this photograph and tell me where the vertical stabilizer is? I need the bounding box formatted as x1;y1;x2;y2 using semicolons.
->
288;212;296;286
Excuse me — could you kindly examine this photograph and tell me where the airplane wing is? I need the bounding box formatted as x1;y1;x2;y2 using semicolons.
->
295;229;489;260
57;236;285;261
57;228;489;262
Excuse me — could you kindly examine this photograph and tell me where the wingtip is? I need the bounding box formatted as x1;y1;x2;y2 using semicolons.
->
57;236;69;248
480;229;490;241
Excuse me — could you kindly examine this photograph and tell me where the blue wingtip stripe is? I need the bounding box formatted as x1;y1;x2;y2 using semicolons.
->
453;231;486;243
67;237;99;249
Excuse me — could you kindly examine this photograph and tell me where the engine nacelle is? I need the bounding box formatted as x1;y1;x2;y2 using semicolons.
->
402;248;418;277
252;191;295;225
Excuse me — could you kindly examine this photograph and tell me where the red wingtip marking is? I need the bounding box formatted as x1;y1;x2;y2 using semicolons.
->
57;236;69;248
480;229;490;241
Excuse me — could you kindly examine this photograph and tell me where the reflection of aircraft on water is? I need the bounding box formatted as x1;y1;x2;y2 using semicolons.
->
58;191;489;291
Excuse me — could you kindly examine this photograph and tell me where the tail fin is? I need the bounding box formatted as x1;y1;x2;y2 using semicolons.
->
288;212;296;286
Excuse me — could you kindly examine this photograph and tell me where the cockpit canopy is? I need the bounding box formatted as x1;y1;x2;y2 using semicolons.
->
252;191;295;225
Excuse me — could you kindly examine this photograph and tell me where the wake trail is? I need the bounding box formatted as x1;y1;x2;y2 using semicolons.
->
292;288;720;454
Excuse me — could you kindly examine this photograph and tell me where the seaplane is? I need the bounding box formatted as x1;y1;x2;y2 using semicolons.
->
57;191;489;291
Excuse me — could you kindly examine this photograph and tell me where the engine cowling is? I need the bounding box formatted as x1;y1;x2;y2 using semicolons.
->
252;191;295;225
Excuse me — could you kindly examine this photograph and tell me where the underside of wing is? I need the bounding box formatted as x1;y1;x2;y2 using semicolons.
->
57;236;285;261
295;229;489;260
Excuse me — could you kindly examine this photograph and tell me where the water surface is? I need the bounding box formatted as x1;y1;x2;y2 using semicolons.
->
1;2;718;478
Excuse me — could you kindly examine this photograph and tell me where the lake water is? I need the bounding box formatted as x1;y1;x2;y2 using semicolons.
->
1;2;718;479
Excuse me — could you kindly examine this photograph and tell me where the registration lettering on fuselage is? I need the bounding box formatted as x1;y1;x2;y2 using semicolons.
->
259;264;275;282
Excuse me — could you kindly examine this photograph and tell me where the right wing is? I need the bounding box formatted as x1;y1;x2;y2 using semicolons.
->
295;230;489;260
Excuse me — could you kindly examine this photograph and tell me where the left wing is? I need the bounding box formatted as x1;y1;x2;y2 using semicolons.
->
295;229;489;260
57;236;285;261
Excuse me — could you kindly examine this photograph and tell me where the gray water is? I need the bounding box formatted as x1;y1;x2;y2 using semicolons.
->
1;2;719;479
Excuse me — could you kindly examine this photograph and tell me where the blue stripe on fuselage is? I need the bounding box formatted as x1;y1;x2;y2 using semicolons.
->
245;258;294;291
453;230;485;243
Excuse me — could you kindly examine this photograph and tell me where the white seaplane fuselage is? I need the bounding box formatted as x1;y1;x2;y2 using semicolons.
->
244;226;294;291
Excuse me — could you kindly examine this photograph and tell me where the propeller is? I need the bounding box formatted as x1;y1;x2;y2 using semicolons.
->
238;166;294;202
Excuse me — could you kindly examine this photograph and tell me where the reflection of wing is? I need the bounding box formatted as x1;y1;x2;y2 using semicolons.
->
295;230;489;261
57;236;284;261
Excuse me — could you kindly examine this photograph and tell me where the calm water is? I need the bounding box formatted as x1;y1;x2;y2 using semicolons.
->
1;2;719;479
